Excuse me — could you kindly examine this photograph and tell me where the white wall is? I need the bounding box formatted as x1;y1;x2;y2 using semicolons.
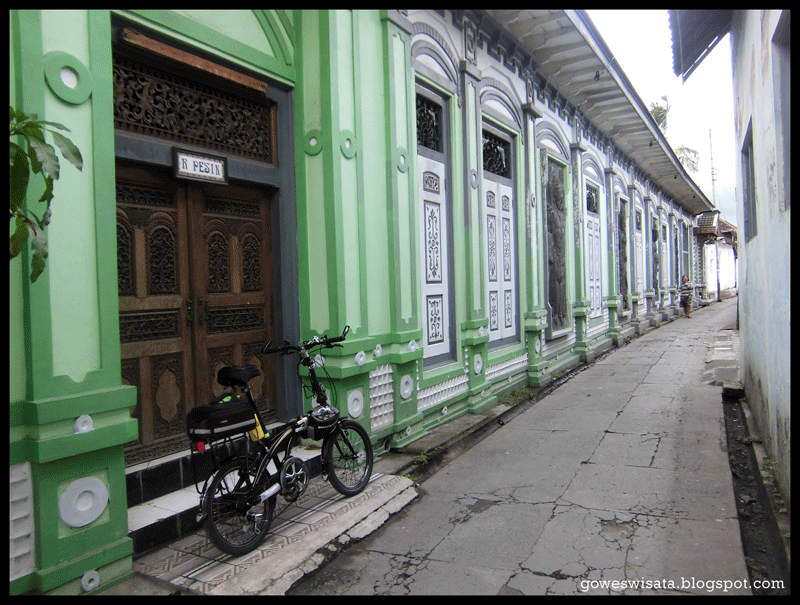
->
731;9;791;506
698;242;738;300
718;244;737;294
702;241;737;300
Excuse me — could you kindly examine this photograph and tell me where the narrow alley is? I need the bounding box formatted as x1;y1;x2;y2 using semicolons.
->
289;298;770;595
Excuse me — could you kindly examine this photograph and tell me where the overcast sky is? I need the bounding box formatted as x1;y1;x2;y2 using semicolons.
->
586;10;738;225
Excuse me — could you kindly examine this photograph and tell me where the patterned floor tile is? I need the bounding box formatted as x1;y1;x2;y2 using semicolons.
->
134;472;400;593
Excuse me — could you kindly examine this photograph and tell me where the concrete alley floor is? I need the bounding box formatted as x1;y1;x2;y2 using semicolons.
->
290;297;756;595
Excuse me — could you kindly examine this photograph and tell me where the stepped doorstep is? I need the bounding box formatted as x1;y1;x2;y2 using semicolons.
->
126;426;322;555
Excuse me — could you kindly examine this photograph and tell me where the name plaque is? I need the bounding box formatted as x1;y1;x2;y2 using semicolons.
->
174;149;228;184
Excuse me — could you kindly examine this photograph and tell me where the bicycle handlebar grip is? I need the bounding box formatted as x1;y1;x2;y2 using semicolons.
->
330;325;350;343
263;327;348;354
262;341;296;355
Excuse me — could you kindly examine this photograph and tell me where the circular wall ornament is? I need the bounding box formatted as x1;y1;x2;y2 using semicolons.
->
58;477;109;528
408;340;417;352
474;353;483;374
354;351;366;366
395;147;409;172
81;570;101;593
347;389;364;418
374;343;382;357
43;51;92;105
304;129;325;155
74;414;93;433
340;130;359;158
400;374;413;399
535;336;542;354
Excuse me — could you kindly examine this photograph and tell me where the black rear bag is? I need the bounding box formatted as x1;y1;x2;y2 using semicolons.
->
186;393;256;443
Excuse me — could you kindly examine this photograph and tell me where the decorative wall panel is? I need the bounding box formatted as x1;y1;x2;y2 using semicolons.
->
546;157;568;331
417;91;454;362
586;184;602;317
483;125;517;345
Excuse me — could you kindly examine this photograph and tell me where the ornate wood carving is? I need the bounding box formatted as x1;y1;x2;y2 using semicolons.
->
241;233;262;292
119;311;180;343
206;232;230;293
148;226;178;295
113;54;275;163
206;306;263;334
117;223;133;297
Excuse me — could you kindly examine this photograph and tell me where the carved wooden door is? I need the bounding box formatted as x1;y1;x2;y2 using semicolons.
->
117;159;276;465
187;181;276;415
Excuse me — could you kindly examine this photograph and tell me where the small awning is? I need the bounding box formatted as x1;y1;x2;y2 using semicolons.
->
669;10;732;82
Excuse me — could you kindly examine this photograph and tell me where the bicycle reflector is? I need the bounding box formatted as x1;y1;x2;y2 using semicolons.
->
191;441;206;453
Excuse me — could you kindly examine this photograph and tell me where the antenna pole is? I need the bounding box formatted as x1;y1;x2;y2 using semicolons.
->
709;129;717;207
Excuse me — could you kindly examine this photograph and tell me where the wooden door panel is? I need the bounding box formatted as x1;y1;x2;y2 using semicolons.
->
117;160;196;464
188;181;277;423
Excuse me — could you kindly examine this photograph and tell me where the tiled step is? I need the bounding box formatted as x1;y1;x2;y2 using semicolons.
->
126;430;323;555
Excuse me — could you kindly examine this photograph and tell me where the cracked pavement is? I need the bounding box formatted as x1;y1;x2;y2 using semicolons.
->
290;298;750;595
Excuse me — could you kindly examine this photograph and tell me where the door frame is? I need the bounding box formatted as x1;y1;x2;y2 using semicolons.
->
114;83;300;423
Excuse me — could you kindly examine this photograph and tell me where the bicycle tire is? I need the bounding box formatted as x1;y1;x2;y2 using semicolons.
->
323;419;373;496
204;457;275;556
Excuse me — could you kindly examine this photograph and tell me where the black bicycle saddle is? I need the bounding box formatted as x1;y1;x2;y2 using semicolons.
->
217;365;261;388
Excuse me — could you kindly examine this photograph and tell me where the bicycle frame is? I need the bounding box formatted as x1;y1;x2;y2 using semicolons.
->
198;326;374;555
237;330;345;506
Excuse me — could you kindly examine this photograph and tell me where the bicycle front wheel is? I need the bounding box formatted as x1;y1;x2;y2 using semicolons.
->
204;457;275;556
323;419;373;496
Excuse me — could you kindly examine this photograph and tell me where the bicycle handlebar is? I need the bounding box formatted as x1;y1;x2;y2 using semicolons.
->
262;325;350;355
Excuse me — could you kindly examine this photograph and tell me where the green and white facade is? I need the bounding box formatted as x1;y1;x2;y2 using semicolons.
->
10;10;713;594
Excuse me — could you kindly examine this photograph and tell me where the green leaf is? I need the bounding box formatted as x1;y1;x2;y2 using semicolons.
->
26;140;42;175
39;120;72;132
27;136;60;180
41;204;52;229
50;131;83;171
29;225;48;283
9;213;29;259
18;121;47;143
12;107;31;123
10;143;30;213
38;175;54;204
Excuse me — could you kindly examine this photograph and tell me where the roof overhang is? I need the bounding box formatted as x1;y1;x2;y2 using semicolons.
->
486;9;715;216
668;10;732;82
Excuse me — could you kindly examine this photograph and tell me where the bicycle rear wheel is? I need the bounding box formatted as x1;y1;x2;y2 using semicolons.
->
204;457;275;556
323;419;373;496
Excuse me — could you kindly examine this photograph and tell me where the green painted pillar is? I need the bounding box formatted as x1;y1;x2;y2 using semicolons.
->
603;167;623;345
570;140;591;360
10;10;138;595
